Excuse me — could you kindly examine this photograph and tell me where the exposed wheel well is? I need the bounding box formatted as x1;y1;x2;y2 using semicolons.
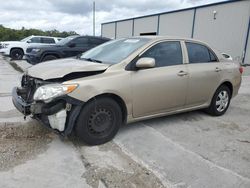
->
87;93;127;124
10;48;24;54
220;81;233;96
42;53;60;59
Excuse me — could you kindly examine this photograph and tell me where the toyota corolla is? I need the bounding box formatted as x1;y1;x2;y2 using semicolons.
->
12;36;242;145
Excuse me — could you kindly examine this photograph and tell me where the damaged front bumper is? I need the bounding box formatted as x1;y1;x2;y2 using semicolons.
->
12;87;84;136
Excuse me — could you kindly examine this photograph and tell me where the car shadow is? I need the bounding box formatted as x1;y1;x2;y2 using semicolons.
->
118;110;206;134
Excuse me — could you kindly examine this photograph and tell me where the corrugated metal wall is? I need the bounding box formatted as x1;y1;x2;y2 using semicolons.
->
102;0;250;64
116;20;133;38
193;1;250;62
133;16;158;36
102;23;116;39
159;10;194;37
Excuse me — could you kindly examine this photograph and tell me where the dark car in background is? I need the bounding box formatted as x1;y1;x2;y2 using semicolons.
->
25;35;110;64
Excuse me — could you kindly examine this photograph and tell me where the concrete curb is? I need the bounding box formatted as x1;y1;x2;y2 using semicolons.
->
3;57;32;73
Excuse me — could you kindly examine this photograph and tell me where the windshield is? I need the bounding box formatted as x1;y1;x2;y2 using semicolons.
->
80;38;150;64
21;36;32;42
57;36;78;45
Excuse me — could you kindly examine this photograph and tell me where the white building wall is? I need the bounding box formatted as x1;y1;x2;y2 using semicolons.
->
193;1;250;62
116;20;133;38
159;10;194;37
133;16;158;36
102;23;116;39
101;0;250;63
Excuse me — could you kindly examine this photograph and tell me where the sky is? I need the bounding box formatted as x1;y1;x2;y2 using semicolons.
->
0;0;226;36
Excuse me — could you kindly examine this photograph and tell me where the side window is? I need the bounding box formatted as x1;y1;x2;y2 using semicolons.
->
186;42;218;63
141;41;183;67
41;37;55;44
209;51;217;62
73;37;89;47
30;37;41;43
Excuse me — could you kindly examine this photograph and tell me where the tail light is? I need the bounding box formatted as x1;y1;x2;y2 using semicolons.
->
239;66;243;74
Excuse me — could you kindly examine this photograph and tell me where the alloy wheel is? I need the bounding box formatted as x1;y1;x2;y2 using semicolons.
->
216;90;229;112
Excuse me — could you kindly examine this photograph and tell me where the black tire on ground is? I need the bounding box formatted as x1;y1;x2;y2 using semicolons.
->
10;49;24;60
75;97;122;145
205;85;231;116
42;55;57;62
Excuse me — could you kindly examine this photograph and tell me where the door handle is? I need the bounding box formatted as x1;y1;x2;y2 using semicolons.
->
177;71;188;76
215;67;222;72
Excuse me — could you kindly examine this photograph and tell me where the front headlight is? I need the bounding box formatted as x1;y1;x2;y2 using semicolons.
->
3;44;9;48
33;84;78;102
31;48;41;53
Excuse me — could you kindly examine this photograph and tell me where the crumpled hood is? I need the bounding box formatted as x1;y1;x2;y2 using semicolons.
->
27;58;110;80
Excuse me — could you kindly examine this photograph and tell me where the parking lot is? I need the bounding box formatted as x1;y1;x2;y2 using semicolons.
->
0;55;250;188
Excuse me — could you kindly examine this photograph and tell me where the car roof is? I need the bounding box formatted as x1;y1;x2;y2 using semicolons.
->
77;35;110;40
30;35;63;39
130;35;207;44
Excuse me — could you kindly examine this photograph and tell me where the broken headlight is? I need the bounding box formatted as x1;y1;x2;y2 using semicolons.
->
33;84;78;102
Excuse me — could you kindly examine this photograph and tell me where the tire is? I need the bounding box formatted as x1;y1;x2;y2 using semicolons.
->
10;49;24;60
42;55;57;62
75;97;122;145
206;85;231;116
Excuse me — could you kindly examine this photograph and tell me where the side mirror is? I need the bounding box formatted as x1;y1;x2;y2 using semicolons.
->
136;57;155;69
68;43;76;48
27;40;31;43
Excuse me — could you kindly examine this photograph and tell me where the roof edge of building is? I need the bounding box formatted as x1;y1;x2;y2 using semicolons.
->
101;0;245;25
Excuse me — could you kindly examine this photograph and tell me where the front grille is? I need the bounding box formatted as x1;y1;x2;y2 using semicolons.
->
21;75;37;103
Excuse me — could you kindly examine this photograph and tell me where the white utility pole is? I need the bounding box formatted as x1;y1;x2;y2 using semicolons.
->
93;1;95;36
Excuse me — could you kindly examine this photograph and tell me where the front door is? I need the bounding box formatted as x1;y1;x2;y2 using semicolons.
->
64;37;90;57
131;41;188;118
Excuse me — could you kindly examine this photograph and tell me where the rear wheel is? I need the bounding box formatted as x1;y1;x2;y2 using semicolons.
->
42;55;57;62
75;97;122;145
10;49;24;60
206;85;231;116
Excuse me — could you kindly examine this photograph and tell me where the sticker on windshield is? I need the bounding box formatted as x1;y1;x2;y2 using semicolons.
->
124;39;140;43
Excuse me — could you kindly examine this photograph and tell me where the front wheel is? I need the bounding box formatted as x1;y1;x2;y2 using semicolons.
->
206;85;231;116
10;49;24;60
75;97;122;145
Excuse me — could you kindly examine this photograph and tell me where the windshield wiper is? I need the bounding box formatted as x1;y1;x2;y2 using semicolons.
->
81;57;103;63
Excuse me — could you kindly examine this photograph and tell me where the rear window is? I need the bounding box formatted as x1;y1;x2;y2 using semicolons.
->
186;42;218;63
41;37;55;44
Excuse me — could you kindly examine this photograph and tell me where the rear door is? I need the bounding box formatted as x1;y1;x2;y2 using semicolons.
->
185;42;222;107
131;41;188;117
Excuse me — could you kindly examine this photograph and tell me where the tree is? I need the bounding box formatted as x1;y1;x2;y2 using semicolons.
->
0;25;78;41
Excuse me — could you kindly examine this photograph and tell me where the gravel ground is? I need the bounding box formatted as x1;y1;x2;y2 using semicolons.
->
0;121;55;171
